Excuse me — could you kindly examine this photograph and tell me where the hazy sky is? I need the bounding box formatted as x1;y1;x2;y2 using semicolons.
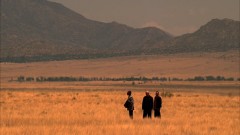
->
49;0;239;36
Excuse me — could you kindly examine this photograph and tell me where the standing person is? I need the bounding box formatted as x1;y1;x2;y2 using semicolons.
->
142;91;153;118
124;91;134;119
154;91;162;118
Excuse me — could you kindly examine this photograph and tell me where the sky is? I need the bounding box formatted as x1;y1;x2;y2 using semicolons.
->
49;0;239;36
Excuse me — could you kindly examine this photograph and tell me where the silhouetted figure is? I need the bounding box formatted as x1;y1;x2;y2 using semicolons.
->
124;91;134;119
142;91;153;118
154;91;162;118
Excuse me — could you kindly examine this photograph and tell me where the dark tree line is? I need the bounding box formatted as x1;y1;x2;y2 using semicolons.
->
15;76;239;82
186;76;235;81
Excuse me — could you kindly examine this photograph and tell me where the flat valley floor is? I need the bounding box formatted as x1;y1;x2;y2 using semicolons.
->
0;81;239;135
1;51;239;82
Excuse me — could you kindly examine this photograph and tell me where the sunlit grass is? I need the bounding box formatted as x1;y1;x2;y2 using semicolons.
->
0;84;239;135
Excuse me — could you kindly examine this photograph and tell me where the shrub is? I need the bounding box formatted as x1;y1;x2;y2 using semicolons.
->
132;81;135;85
161;91;174;97
194;76;205;81
216;76;225;81
17;76;25;82
206;76;215;81
26;77;34;82
172;78;183;81
225;77;234;81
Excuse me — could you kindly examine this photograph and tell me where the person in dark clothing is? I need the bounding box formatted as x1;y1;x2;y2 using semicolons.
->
142;91;153;118
124;91;134;119
154;91;162;118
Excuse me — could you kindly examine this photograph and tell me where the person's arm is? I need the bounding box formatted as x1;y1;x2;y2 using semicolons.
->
124;99;129;108
151;97;154;110
142;97;145;110
160;97;162;108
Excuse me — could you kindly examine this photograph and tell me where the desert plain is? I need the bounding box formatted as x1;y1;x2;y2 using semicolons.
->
0;51;239;135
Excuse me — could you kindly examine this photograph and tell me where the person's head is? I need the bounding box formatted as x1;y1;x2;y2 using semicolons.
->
156;91;159;96
145;91;150;96
127;91;131;96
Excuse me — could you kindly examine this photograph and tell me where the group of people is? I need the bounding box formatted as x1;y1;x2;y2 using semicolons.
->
124;90;162;119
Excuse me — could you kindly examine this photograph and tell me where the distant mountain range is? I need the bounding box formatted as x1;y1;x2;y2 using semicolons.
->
1;0;239;62
153;18;239;53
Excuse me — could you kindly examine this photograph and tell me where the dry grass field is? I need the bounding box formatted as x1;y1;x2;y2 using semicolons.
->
1;51;239;82
0;81;239;135
0;52;239;135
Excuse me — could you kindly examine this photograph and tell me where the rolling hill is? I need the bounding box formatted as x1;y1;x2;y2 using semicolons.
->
1;0;172;60
152;18;239;53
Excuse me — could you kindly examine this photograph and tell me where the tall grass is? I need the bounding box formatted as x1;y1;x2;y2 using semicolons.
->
0;89;239;135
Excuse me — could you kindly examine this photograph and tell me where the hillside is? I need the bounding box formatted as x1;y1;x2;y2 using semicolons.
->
151;18;240;53
1;0;172;59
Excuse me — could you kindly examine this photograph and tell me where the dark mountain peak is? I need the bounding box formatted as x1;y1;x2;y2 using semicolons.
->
1;0;87;19
198;18;239;32
156;18;240;53
143;27;173;37
1;0;172;61
139;26;162;32
209;18;237;24
199;18;239;35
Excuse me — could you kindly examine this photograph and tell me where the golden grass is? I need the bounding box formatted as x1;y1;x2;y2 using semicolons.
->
0;51;239;134
0;82;239;135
